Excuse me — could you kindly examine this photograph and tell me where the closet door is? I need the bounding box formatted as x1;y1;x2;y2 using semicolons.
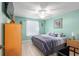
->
4;24;22;56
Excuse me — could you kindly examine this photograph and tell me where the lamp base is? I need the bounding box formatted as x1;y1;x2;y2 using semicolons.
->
72;36;75;40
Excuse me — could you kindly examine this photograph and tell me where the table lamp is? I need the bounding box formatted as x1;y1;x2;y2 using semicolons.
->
71;32;75;40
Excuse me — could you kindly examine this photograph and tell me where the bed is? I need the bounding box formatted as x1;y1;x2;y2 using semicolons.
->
31;34;67;56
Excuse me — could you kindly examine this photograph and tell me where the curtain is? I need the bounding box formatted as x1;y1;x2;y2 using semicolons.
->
26;20;39;36
39;20;46;34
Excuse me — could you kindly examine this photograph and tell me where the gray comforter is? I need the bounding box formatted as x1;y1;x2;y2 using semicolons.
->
31;35;67;55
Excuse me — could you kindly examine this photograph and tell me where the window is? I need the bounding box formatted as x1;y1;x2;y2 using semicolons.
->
26;20;39;36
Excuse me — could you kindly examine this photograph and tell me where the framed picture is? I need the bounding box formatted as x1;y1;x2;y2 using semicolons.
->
54;18;63;28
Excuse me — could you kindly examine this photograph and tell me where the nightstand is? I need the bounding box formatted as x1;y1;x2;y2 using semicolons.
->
66;39;79;56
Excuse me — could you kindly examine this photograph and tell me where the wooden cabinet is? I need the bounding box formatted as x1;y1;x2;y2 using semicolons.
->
66;40;79;53
3;24;22;56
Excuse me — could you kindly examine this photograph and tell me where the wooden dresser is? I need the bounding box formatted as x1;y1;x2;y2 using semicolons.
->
3;24;22;56
66;39;79;55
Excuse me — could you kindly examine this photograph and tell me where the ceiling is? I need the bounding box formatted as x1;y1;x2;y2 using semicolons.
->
13;2;79;19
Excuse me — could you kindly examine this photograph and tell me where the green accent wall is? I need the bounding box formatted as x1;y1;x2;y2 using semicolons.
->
45;9;79;39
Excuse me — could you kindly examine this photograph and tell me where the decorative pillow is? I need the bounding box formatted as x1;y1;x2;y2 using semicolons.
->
54;33;58;37
48;32;65;37
48;32;54;36
49;32;58;37
58;33;65;37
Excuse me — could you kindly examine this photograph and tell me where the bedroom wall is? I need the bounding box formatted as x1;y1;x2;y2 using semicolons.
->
45;9;79;39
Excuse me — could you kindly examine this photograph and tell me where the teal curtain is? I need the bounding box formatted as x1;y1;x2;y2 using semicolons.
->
39;20;46;34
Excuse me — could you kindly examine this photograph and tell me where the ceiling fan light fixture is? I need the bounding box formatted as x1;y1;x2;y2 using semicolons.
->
38;10;48;19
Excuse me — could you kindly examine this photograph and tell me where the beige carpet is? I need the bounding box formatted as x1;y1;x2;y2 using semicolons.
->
22;40;44;56
22;40;79;56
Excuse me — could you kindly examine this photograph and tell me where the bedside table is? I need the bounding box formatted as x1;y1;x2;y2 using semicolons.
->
66;39;79;56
